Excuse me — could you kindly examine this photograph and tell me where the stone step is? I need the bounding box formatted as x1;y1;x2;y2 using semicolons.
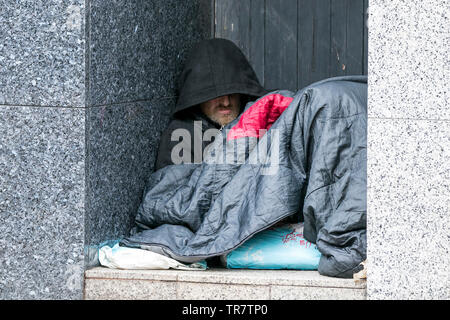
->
84;267;366;300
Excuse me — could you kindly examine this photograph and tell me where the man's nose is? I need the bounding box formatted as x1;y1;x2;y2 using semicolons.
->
220;95;230;106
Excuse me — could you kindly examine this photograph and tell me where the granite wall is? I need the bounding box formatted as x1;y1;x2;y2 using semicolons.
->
367;0;449;299
0;0;211;299
0;0;87;300
84;0;212;246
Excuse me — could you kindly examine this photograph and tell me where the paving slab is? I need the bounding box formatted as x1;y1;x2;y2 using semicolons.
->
84;267;366;300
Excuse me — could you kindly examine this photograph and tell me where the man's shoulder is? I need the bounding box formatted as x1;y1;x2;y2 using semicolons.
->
163;117;196;134
167;117;194;127
164;112;217;132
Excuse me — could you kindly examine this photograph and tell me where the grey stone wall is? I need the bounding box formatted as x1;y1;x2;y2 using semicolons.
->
0;0;86;107
367;0;449;299
0;0;87;300
84;0;211;246
0;0;211;299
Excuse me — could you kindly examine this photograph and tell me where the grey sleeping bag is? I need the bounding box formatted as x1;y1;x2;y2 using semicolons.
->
121;75;367;278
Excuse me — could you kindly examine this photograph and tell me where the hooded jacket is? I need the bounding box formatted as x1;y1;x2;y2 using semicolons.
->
154;38;268;171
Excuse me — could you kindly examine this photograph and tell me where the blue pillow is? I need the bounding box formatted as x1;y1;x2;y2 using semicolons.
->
224;224;321;270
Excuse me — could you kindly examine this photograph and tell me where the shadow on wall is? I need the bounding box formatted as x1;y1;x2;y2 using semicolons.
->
84;0;212;247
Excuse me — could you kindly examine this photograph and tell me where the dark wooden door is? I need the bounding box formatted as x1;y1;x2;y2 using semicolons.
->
214;0;368;92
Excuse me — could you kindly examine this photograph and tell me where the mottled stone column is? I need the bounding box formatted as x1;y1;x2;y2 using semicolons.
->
0;0;211;299
367;1;449;299
84;0;211;246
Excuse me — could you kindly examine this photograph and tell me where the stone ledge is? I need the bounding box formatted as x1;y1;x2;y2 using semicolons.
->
84;267;366;300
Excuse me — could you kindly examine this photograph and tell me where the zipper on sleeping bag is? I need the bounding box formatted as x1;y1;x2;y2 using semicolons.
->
208;210;298;258
121;210;298;262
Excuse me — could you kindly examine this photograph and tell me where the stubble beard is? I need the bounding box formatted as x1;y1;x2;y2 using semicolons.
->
208;107;240;127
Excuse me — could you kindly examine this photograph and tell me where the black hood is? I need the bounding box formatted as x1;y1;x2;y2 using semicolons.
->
173;38;268;117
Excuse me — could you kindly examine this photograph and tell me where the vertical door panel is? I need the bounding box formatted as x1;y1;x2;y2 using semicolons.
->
214;0;367;91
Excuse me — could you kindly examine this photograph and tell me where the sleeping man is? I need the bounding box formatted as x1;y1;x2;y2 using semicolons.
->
154;38;268;170
121;38;368;278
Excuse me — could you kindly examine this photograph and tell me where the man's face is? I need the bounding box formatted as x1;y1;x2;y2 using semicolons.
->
199;94;241;126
